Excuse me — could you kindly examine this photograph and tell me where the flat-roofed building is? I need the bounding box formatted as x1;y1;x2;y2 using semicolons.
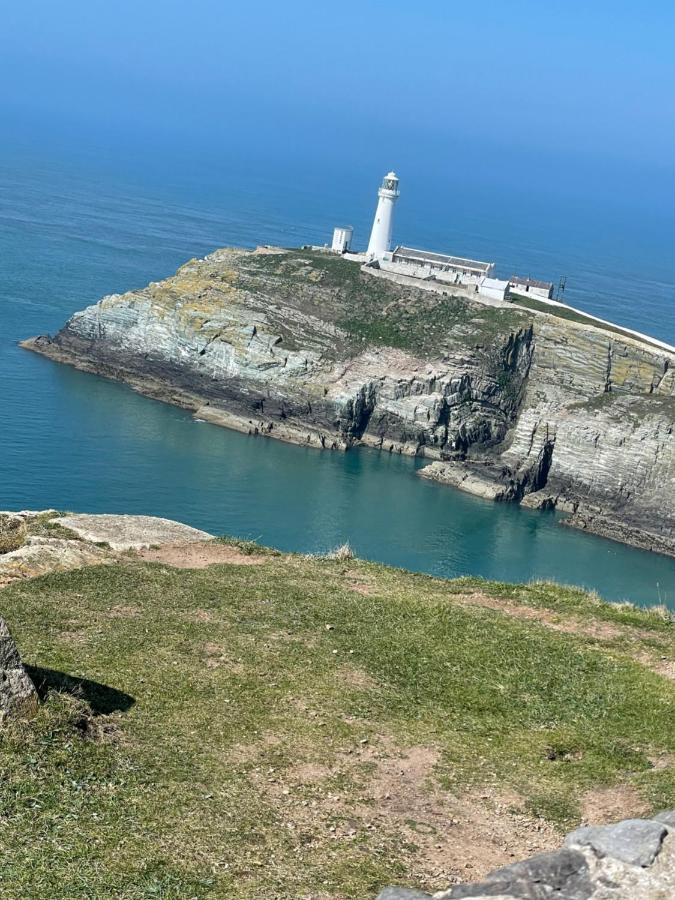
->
388;246;495;285
509;275;554;300
331;226;353;254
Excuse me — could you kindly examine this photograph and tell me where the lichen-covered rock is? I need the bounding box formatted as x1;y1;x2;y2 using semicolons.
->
22;246;675;555
0;617;37;721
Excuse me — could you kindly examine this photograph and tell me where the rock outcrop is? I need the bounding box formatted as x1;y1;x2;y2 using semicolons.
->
54;514;213;551
376;812;675;899
0;616;37;721
0;511;214;586
22;247;675;554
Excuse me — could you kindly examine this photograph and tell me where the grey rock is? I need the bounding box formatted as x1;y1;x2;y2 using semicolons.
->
652;809;675;829
0;617;38;721
53;514;214;551
376;889;432;900
565;819;667;867
443;848;592;899
0;535;113;588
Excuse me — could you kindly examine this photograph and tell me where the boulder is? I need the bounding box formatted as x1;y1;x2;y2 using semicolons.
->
564;819;667;868
0;617;37;720
437;848;592;899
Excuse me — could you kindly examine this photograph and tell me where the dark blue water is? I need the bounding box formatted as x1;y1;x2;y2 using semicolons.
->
1;150;674;608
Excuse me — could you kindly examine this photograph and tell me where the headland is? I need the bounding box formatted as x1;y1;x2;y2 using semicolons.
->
22;245;675;557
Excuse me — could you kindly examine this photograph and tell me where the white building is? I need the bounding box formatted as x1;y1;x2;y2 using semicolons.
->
388;246;495;286
367;172;400;259
331;226;353;254
509;275;554;300
327;172;553;303
478;276;510;301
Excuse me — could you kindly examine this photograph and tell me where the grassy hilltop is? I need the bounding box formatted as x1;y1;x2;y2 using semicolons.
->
0;530;673;899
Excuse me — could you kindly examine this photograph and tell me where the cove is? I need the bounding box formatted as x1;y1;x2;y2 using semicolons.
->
5;352;674;610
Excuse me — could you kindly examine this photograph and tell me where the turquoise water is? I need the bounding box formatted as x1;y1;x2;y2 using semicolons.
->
1;151;674;608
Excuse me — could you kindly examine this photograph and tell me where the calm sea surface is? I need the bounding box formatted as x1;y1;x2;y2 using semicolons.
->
1;149;674;608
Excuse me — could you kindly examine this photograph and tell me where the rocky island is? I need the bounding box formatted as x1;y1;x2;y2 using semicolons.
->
22;247;675;555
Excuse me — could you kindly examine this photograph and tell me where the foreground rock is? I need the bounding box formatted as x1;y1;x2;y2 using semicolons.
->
0;512;214;586
0;617;37;721
376;812;675;899
0;536;113;587
22;247;675;555
55;514;213;551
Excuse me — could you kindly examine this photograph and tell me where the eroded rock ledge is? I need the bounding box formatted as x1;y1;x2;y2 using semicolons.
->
22;246;675;555
377;811;675;900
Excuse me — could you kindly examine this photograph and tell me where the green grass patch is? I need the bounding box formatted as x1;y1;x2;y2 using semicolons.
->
508;294;667;350
239;249;533;359
0;554;672;897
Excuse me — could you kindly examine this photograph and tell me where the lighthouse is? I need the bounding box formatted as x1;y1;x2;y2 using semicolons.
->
367;171;400;259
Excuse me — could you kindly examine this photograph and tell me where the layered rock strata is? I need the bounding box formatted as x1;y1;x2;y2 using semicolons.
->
22;247;675;554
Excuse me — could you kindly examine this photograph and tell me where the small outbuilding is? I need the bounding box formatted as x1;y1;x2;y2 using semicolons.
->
509;275;554;300
478;277;510;301
331;226;353;254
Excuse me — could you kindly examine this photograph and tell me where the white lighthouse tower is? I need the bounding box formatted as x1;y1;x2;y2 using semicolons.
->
367;171;400;260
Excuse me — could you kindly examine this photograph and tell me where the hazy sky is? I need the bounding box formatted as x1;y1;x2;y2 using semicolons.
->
2;1;675;179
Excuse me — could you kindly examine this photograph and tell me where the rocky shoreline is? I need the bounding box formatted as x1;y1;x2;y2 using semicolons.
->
22;246;675;556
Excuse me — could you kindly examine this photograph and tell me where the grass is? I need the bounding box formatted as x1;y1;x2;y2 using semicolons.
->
0;552;673;898
239;249;533;358
508;294;668;350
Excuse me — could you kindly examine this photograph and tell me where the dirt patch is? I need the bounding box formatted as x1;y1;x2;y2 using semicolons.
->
137;540;268;569
201;642;246;673
334;664;379;691
635;654;675;682
192;609;215;623
453;592;625;640
580;785;651;825
343;569;377;596
452;593;675;682
247;735;559;891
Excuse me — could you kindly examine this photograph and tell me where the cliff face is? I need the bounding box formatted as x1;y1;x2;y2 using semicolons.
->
23;246;675;554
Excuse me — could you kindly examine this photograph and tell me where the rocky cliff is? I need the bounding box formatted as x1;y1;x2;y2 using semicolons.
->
22;246;675;554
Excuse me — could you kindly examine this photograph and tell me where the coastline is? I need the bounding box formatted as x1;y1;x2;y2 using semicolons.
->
21;331;675;559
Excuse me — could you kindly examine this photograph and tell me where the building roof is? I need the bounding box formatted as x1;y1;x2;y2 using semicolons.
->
481;277;509;289
510;275;554;291
393;246;493;273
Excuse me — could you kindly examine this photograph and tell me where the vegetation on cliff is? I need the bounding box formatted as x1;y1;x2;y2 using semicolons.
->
239;249;531;358
0;532;673;898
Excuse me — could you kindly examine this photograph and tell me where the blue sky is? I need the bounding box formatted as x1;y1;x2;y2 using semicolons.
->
2;1;675;186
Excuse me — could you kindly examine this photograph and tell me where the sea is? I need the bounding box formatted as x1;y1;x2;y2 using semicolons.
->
1;137;674;608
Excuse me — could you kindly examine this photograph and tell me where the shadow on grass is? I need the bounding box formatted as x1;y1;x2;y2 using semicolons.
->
25;665;135;715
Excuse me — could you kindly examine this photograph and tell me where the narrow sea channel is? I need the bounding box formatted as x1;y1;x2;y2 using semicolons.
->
2;153;674;609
